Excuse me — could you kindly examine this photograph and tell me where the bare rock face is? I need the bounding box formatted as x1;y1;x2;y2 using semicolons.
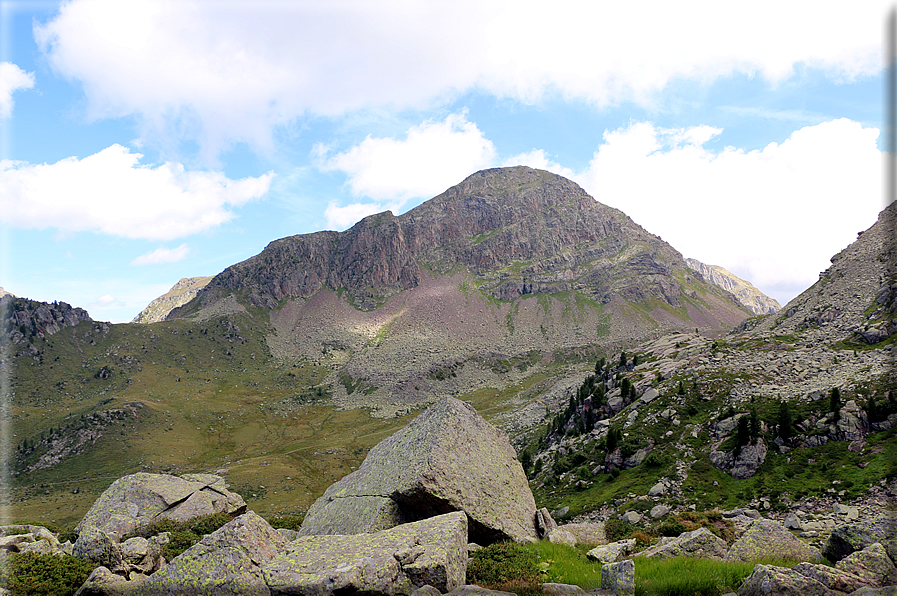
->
709;439;768;479
299;397;538;544
685;258;782;315
131;276;213;324
726;519;821;563
2;294;93;344
264;512;468;595
74;473;246;547
134;511;288;596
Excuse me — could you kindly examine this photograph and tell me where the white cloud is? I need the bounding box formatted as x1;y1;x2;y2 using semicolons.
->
33;0;887;158
316;112;496;202
324;202;391;231
502;150;575;179
130;244;190;266
0;144;272;241
576;118;883;304
0;62;35;118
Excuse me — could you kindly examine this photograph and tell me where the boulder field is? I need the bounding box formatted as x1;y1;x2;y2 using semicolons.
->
3;397;895;596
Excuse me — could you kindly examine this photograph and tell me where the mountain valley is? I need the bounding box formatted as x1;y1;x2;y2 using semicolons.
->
2;167;894;546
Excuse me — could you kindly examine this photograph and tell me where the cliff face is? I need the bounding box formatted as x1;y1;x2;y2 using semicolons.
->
685;259;781;315
2;295;94;344
176;167;733;314
132;277;213;324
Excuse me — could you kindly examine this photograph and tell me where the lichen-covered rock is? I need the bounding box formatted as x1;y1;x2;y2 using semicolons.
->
299;397;537;544
547;529;576;546
556;523;605;546
541;583;588;596
848;587;897;596
824;511;897;563
709;439;768;479
736;564;844;596
73;527;124;572
134;511;288;596
74;565;146;596
726;519;822;563
263;511;467;595
443;586;516;596
75;472;246;543
601;559;634;596
0;525;61;556
792;562;870;593
587;539;635;564
835;543;897;588
536;508;557;538
634;527;727;560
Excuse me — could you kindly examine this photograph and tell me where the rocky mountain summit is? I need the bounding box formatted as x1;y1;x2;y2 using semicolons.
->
131;276;213;324
2;294;96;345
684;258;781;315
168;166;748;417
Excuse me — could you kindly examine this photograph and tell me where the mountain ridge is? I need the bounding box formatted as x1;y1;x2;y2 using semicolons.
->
685;258;781;315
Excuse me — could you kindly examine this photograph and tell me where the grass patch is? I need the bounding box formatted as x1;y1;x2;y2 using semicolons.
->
634;556;756;596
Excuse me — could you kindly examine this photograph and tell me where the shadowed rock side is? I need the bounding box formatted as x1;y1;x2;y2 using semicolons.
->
299;397;538;545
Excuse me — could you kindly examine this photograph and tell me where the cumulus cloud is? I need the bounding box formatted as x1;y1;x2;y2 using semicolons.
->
576;118;882;303
0;144;272;241
502;150;575;179
33;0;885;157
130;244;190;266
0;62;35;118
316;112;496;202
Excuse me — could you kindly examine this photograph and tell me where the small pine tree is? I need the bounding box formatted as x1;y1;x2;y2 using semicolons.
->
621;378;631;397
677;380;686;395
830;387;842;422
735;416;750;454
777;401;793;441
595;357;605;375
619;351;627;368
606;427;620;453
629;383;637;401
749;407;761;443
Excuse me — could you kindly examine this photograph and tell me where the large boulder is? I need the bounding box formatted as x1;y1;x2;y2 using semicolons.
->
834;542;897;588
600;559;635;596
134;511;288;595
634;527;727;560
556;523;606;546
709;439;768;479
587;539;635;564
726;519;822;563
75;473;246;544
263;511;468;595
824;511;897;563
299;397;537;544
737;564;844;596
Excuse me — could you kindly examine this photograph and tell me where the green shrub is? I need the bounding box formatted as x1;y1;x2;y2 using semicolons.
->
467;542;541;587
605;517;630;542
126;512;234;560
267;514;304;531
0;552;96;596
657;519;686;537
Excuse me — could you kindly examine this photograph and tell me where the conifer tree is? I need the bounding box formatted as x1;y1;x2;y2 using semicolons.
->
830;387;842;422
777;400;793;441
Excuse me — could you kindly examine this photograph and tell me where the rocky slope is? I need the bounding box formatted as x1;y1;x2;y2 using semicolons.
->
743;200;897;346
2;294;96;345
521;201;896;554
169;166;749;416
131;277;213;324
685;258;781;315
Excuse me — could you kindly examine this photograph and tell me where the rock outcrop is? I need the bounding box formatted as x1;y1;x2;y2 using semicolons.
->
685;258;782;315
2;294;93;344
824;511;897;563
132;276;213;324
299;397;538;544
709;439;768;479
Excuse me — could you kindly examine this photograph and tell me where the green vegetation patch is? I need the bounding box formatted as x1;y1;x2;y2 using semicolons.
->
0;552;96;596
634;556;757;596
126;512;233;560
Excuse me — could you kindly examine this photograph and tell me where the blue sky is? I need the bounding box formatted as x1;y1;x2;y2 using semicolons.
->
0;1;891;323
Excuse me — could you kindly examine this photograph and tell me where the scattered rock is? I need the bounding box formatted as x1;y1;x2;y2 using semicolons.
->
834;542;897;588
547;528;576;547
792;562;869;593
536;508;557;539
74;565;145;596
823;511;897;563
541;583;588;596
650;505;670;519
621;511;642;525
